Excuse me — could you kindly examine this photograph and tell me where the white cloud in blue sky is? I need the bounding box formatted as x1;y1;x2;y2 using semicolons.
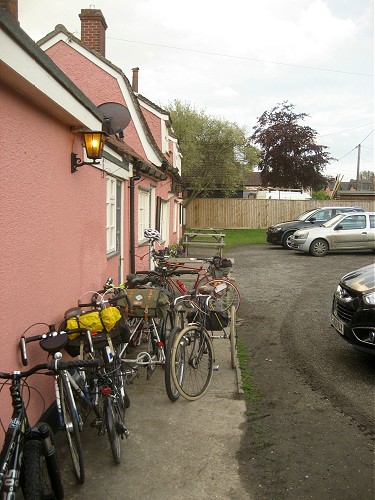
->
19;0;374;181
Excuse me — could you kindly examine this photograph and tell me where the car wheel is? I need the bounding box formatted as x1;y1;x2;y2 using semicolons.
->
282;231;295;250
309;238;329;257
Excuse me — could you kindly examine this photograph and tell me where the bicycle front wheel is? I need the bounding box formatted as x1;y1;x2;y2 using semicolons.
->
22;431;64;500
59;372;85;484
164;326;182;402
170;324;214;401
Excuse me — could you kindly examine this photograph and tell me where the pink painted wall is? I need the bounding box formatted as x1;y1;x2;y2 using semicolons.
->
46;42;147;161
141;105;162;150
0;83;119;430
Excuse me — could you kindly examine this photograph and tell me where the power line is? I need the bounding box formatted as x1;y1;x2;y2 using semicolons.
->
336;130;374;161
107;37;373;77
317;123;374;137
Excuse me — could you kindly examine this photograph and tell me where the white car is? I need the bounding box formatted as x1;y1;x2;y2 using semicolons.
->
291;212;375;256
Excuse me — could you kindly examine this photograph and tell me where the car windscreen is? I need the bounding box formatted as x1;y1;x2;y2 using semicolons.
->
295;210;317;221
322;214;345;228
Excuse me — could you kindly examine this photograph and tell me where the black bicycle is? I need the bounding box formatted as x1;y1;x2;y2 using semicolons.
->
0;356;99;499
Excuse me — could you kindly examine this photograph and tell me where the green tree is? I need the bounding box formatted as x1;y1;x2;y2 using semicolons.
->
164;100;260;205
359;170;375;182
251;101;332;190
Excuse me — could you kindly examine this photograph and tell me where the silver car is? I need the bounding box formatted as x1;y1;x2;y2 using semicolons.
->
291;212;375;256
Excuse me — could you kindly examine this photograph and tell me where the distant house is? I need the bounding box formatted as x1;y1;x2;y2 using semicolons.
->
325;177;375;201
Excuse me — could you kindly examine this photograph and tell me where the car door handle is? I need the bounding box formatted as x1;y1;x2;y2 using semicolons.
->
361;232;367;234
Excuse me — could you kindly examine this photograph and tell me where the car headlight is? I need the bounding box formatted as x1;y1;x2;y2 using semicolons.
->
296;231;308;239
363;292;375;305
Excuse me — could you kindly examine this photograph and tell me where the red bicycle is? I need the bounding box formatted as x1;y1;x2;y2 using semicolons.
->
135;230;241;312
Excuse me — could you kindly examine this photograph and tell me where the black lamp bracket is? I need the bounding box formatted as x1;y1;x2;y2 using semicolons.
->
71;153;100;173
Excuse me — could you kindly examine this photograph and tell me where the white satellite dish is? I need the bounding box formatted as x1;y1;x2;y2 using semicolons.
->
98;102;131;137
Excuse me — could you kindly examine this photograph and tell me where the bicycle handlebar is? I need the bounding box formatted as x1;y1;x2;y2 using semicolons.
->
0;358;100;380
20;327;92;366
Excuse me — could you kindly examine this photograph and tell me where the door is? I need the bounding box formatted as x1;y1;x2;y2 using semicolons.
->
330;214;369;249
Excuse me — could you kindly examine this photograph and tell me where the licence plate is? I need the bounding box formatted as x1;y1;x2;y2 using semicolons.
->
331;314;345;335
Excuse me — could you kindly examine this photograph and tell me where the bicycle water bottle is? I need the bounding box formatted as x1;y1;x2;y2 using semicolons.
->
176;279;187;293
68;368;84;390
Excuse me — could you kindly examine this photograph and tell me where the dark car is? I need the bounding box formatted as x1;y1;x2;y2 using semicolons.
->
331;263;375;356
266;206;364;249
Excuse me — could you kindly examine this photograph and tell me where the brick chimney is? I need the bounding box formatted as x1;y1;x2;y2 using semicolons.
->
79;8;107;57
0;0;18;22
132;67;139;93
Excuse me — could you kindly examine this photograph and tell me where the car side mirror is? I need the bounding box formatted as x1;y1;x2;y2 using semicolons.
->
335;224;343;231
310;217;316;222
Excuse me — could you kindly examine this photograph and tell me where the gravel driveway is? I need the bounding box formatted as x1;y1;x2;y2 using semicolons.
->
231;244;374;500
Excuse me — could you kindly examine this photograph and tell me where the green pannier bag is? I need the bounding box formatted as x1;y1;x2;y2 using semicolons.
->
116;288;170;320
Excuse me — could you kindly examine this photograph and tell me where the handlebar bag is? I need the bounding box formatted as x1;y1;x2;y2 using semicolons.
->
116;288;170;320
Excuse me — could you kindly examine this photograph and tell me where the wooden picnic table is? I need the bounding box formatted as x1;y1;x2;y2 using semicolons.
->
183;230;225;257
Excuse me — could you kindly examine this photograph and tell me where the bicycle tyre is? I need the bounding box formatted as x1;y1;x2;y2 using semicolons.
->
104;397;122;464
170;324;214;401
22;433;64;500
59;372;85;484
196;277;241;312
164;326;182;402
230;305;237;369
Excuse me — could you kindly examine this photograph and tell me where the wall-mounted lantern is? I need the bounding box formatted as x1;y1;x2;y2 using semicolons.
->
71;131;108;173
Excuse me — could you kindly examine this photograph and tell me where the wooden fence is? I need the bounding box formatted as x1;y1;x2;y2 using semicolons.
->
185;198;375;229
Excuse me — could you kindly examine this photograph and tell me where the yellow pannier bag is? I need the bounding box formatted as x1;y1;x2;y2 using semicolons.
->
66;307;121;339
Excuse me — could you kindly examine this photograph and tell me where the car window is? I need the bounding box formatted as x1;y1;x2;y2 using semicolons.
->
339;215;366;230
370;215;375;228
311;209;333;221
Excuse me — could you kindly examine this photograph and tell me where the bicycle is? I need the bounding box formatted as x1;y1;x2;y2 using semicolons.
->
60;298;131;466
20;325;102;484
140;230;241;313
167;288;222;401
0;352;98;499
168;282;238;400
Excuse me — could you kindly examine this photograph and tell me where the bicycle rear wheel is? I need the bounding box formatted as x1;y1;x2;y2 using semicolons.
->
104;358;128;464
59;372;85;484
197;277;241;312
170;324;214;401
230;305;237;369
104;397;122;464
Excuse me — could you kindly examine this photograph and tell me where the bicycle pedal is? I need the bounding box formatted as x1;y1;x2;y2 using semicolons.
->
213;365;220;371
90;418;102;429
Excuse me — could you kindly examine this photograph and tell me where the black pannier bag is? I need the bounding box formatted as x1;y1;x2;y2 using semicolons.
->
187;309;229;331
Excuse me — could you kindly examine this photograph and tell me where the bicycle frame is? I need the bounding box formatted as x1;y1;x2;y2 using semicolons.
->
0;380;29;495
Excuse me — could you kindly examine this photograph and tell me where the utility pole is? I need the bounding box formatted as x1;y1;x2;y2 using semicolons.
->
355;144;361;191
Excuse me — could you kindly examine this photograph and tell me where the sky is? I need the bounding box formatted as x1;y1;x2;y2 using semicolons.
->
18;0;374;182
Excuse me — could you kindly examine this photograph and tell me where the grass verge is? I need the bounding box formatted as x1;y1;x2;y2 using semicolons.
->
237;338;260;403
223;229;266;249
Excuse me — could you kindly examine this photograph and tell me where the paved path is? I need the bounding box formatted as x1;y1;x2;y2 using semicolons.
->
56;338;250;499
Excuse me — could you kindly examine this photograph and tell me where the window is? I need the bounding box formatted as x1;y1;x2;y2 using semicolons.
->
340;215;366;230
173;201;179;233
138;189;151;242
370;215;375;228
106;176;117;254
313;209;332;221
